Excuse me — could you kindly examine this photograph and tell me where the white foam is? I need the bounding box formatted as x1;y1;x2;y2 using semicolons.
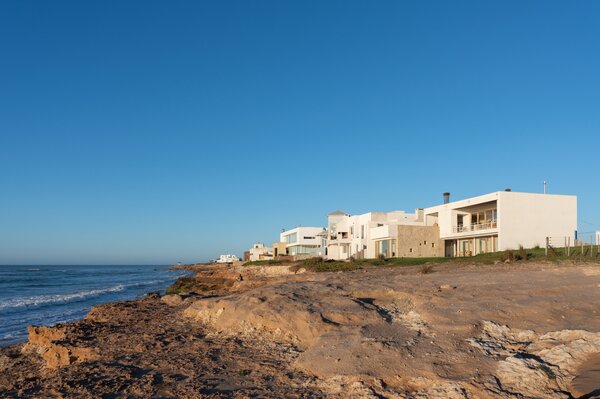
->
0;284;125;311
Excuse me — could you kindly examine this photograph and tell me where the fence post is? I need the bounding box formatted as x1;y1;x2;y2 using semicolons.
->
567;236;571;257
592;235;594;258
545;237;549;257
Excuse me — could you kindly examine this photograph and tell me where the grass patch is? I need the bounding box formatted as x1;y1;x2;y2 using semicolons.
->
244;245;599;274
303;261;362;273
242;259;292;266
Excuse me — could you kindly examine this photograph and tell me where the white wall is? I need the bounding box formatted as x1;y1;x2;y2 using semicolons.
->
497;192;577;250
280;227;325;246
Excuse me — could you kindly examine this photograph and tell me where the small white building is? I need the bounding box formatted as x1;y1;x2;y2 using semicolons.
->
280;226;327;257
248;243;273;262
215;254;239;264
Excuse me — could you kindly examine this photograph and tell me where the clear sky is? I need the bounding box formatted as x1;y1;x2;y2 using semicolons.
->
1;1;599;265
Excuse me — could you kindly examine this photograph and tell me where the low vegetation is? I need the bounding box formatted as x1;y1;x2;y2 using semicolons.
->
239;245;599;273
242;259;292;266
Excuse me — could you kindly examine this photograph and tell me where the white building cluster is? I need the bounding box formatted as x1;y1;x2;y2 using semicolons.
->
238;190;578;262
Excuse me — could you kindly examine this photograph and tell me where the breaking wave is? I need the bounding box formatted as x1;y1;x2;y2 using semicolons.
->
0;284;126;311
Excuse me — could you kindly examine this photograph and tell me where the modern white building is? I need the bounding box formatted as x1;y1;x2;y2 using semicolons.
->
216;254;239;264
422;190;577;257
247;243;273;262
325;190;578;259
280;226;327;257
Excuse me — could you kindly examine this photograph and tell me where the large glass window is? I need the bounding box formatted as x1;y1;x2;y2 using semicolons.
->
288;245;317;255
470;207;497;228
375;239;397;258
284;232;297;244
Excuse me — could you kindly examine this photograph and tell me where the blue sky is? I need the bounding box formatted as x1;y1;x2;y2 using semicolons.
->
1;1;599;264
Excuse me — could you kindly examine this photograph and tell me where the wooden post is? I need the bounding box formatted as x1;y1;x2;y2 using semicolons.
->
591;235;594;258
545;237;549;257
567;236;571;257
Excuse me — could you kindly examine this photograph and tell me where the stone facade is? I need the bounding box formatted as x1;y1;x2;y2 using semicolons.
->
395;225;444;258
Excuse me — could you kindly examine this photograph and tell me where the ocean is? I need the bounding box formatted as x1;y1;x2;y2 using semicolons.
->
0;265;190;347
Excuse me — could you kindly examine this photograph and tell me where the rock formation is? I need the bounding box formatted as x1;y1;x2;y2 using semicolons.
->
2;261;600;398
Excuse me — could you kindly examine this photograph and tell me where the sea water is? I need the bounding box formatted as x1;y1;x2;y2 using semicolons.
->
0;265;189;346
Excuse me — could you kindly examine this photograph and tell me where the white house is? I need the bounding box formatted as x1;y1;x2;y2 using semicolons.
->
327;209;431;260
247;243;273;262
280;227;327;257
216;254;239;264
423;190;577;257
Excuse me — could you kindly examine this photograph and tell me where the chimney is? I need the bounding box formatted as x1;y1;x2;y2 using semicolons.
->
443;192;450;204
505;188;511;192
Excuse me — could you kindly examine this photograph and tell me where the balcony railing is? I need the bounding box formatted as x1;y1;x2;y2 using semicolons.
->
452;221;497;233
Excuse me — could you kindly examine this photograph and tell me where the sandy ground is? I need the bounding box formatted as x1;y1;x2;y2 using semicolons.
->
1;261;600;398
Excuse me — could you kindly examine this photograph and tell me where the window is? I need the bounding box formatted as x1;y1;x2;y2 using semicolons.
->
361;225;365;239
432;243;435;248
284;233;297;244
350;226;354;236
303;236;315;240
469;207;498;229
376;239;396;258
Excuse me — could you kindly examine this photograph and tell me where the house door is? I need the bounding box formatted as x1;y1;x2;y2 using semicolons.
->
445;240;454;257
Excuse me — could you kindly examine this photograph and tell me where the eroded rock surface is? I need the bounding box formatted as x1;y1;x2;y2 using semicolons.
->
2;261;600;398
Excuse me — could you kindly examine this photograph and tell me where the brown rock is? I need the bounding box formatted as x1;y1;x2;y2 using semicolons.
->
161;294;184;306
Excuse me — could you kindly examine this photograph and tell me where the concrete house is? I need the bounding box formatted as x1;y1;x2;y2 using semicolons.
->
247;243;273;262
280;226;327;257
216;254;239;264
326;210;437;260
423;191;577;257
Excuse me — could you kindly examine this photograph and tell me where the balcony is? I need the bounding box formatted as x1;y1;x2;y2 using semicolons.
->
452;221;497;233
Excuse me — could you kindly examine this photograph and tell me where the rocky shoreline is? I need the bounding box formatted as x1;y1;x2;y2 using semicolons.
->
2;261;600;398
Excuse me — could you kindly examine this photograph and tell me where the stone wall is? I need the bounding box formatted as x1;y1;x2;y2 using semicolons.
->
396;225;444;257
